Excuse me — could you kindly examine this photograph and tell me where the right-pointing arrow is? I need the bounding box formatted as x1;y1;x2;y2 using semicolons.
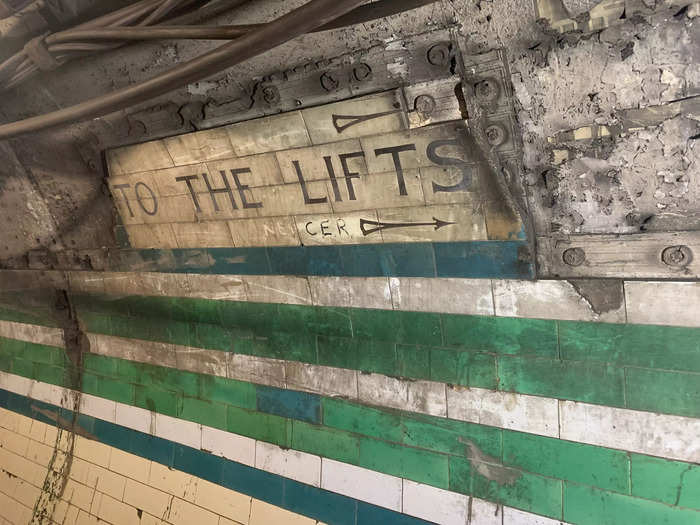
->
360;217;456;236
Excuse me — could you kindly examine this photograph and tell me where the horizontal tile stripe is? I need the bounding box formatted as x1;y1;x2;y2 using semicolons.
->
0;375;572;525
3;337;700;515
3;326;700;467
66;296;700;416
5;374;700;525
0;406;326;525
106;242;535;279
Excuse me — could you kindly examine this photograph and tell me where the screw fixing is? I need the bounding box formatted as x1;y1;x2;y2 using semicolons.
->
562;247;586;267
485;124;507;146
427;43;450;66
353;63;372;82
661;245;693;267
320;72;340;92
414;95;436;115
261;86;280;104
475;78;500;104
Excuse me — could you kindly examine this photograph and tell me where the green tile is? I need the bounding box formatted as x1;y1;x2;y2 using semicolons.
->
35;365;67;387
317;336;358;370
402;413;501;458
276;305;353;338
82;372;134;404
502;431;629;493
179;397;227;429
322;398;403;443
396;345;430;380
564;482;700;525
359;438;449;488
192;322;233;351
559;321;700;372
77;311;112;334
218;301;272;333
227;406;290;447
351;309;442;346
442;315;557;357
199;375;256;410
266;332;317;363
83;353;118;377
10;357;34;378
0;337;28;358
625;367;700;418
356;340;397;376
0;354;11;372
430;348;497;388
118;360;199;398
449;456;562;519
631;454;700;510
498;356;625;406
134;384;181;416
24;343;64;365
291;421;359;465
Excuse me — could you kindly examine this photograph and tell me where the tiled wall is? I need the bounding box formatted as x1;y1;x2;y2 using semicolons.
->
0;273;699;524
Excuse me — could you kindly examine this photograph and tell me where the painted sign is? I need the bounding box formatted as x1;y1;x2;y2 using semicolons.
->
107;89;523;249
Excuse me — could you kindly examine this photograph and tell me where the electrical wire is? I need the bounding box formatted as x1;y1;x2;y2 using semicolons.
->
0;0;367;139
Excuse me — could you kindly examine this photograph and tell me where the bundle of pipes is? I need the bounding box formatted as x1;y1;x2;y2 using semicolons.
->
0;0;438;139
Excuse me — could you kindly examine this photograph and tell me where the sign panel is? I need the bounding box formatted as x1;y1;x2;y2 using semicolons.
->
107;89;523;249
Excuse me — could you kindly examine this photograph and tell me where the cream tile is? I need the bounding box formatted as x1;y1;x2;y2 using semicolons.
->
249;499;317;525
295;210;382;246
148;462;197;501
163;128;236;165
167;497;219;525
301;91;406;144
193;478;251;524
276;139;366;184
228;216;300;248
377;203;487;243
226;112;311;156
328;170;425;213
172;221;235;248
107;140;174;175
206;152;283;189
123;479;172;518
94;492;141;525
109;448;151;483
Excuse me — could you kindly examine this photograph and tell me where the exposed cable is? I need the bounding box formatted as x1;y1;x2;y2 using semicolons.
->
0;0;367;139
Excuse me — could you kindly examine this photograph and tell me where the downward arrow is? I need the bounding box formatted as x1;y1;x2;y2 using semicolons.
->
360;217;456;236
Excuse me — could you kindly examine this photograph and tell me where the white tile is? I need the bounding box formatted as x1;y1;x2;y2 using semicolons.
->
0;371;32;396
402;480;469;525
255;441;321;487
407;380;447;417
470;498;503;525
201;426;255;467
493;280;625;323
155;413;201;450
227;354;286;388
503;506;569;525
244;275;312;305
175;346;227;377
187;274;248;302
0;321;65;347
115;403;154;435
625;281;700;327
28;381;65;406
309;277;392;310
560;400;700;463
447;387;559;438
390;277;494;315
285;363;357;399
357;374;445;416
79;394;116;423
321;459;402;511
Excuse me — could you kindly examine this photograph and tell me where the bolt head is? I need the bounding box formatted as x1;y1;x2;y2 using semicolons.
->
427;43;450;66
320;72;340;92
261;86;279;104
353;63;372;81
414;95;437;115
562;247;586;267
661;245;693;267
475;78;500;104
485;124;507;146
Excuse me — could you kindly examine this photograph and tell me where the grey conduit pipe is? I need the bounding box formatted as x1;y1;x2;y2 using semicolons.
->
0;0;367;139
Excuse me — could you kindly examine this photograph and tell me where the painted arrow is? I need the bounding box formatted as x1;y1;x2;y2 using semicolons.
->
360;217;456;236
332;109;403;133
